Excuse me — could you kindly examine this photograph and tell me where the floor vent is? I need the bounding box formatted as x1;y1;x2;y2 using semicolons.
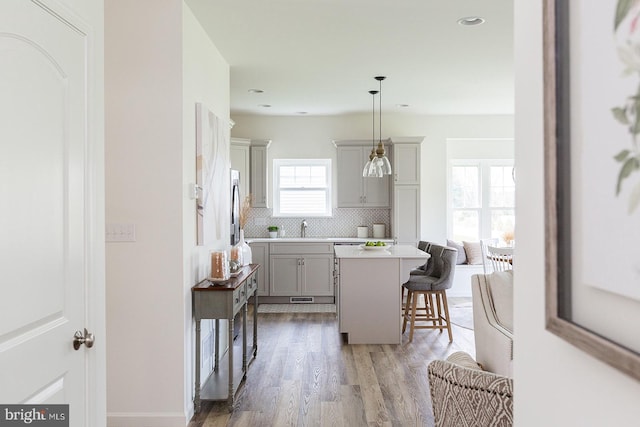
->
290;296;314;303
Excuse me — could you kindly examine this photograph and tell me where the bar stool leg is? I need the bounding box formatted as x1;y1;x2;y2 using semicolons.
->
440;290;453;342
402;289;412;334
409;291;419;342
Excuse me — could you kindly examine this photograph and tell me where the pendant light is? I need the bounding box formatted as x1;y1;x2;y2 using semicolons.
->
374;76;392;175
363;90;382;177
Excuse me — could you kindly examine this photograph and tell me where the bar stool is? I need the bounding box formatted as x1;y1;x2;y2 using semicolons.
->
402;245;457;343
402;241;433;316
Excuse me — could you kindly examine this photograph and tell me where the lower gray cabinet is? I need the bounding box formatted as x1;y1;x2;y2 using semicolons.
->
249;242;269;296
269;243;334;297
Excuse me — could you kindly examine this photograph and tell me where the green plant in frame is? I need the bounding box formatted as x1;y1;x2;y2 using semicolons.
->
612;0;640;213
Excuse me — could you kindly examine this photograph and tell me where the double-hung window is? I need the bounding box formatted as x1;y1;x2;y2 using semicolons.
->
273;159;332;217
449;159;515;242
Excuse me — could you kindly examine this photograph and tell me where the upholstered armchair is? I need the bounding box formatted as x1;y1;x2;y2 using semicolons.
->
472;270;514;377
428;352;513;427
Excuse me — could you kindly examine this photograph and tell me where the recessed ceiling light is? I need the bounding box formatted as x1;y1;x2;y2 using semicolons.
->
248;89;264;93
258;104;271;108
296;111;308;115
396;104;410;108
457;16;485;26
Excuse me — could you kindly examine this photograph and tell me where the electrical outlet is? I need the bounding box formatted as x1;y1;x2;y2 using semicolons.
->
254;217;266;226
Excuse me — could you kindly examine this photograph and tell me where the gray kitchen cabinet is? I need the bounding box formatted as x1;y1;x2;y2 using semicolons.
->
334;142;390;208
250;139;271;208
269;255;300;295
392;142;420;185
393;184;420;246
390;137;423;246
230;138;250;199
269;243;334;297
249;242;269;296
302;255;334;295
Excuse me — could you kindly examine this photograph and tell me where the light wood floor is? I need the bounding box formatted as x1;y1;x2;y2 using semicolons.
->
188;308;475;427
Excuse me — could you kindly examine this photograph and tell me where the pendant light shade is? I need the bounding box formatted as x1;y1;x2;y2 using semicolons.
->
375;76;392;175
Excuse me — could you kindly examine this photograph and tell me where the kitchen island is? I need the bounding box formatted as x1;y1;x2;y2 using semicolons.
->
334;244;429;344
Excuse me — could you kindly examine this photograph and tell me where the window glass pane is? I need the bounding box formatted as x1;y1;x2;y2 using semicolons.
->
452;166;479;208
309;166;326;187
279;190;326;214
452;210;479;242
489;166;515;208
295;166;311;186
280;166;295;187
490;209;515;241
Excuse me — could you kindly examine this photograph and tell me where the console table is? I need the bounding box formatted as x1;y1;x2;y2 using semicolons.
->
192;263;259;412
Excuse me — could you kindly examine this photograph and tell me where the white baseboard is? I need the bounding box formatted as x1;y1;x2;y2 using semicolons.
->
107;412;187;427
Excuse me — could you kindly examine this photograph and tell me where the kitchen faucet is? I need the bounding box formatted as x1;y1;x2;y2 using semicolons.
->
301;219;308;238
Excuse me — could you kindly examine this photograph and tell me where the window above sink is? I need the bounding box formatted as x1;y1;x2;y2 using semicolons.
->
272;158;332;217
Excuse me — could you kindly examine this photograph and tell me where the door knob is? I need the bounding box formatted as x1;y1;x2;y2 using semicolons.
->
73;328;95;350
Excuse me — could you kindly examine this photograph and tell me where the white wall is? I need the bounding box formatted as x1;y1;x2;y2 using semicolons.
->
514;2;640;425
231;113;513;243
105;1;185;425
106;2;230;424
182;3;230;422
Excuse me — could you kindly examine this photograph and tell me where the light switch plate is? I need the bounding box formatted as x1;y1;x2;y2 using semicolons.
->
106;223;136;242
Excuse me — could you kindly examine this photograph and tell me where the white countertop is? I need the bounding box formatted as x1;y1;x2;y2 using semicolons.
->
246;237;395;244
334;244;429;259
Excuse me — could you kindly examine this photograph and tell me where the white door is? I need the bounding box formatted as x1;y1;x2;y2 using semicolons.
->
0;1;102;425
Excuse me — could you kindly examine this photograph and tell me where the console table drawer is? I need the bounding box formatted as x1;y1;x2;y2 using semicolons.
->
233;284;246;315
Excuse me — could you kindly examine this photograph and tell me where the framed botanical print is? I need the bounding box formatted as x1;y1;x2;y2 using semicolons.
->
544;0;640;381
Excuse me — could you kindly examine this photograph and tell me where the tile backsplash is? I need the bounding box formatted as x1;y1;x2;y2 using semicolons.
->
243;208;390;238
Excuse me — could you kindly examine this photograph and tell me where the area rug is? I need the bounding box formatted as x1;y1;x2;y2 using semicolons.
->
257;303;336;314
449;301;474;330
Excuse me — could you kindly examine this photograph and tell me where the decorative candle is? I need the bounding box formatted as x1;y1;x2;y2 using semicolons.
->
231;246;240;262
210;250;229;280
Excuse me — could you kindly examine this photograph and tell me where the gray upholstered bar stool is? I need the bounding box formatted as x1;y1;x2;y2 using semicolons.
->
402;245;457;342
402;241;433;316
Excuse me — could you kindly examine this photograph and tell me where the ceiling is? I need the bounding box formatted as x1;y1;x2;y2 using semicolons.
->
185;0;513;117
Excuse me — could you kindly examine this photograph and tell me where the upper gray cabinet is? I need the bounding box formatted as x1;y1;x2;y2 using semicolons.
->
250;139;271;208
392;141;420;185
230;138;250;199
334;140;390;208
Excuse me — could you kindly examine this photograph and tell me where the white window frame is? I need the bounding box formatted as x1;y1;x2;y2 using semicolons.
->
447;159;515;241
272;158;332;217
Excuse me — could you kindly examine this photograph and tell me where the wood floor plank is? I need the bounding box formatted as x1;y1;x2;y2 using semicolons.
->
339;385;368;427
273;380;301;427
320;401;344;427
188;305;474;427
351;345;391;426
298;351;323;427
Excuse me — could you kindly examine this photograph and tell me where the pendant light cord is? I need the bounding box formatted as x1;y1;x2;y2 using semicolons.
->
372;90;376;151
379;78;382;145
